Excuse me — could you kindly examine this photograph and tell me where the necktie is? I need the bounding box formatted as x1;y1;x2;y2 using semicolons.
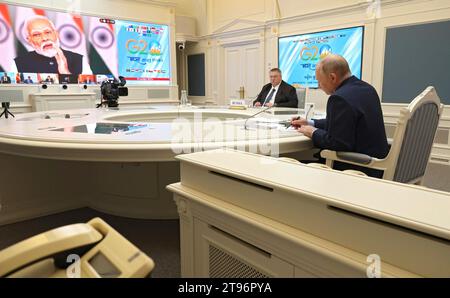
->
263;88;276;106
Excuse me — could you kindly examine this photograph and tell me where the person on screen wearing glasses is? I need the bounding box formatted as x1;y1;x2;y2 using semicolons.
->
290;54;389;178
13;16;92;75
253;68;298;108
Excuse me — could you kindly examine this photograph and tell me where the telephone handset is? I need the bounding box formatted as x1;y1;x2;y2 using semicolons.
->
0;217;154;278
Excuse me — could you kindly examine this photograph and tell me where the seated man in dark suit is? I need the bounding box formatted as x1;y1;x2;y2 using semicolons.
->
1;73;11;84
14;16;86;75
44;75;54;84
291;54;389;178
24;76;34;84
253;68;298;108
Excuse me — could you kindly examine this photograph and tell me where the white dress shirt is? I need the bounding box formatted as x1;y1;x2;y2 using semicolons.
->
265;83;281;105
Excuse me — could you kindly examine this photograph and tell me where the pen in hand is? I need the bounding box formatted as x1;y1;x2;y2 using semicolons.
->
288;116;301;129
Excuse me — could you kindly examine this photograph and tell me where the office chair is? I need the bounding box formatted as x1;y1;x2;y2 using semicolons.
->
0;217;155;278
320;86;444;185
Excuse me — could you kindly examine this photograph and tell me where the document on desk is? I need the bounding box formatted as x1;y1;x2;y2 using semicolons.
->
246;118;297;132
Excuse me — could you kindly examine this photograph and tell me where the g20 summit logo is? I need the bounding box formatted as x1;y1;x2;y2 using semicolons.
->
319;44;332;59
300;44;332;61
126;39;162;56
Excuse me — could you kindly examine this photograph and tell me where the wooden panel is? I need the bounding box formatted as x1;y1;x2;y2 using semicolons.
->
224;48;241;101
243;44;261;100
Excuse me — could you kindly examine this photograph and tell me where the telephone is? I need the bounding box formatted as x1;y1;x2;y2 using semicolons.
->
0;217;154;278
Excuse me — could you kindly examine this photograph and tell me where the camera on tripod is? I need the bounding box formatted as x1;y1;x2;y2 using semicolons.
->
99;76;128;108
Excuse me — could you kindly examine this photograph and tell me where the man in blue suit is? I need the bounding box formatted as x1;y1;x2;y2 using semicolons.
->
291;54;389;178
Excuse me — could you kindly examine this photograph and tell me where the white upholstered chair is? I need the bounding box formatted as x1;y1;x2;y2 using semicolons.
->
321;86;444;185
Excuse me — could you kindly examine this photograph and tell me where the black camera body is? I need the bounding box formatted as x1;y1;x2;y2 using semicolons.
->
100;76;128;107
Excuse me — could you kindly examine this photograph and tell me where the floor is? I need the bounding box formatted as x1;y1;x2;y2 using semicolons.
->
0;208;180;278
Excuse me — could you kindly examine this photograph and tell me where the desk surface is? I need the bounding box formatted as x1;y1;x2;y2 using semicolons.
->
0;106;314;161
176;149;450;241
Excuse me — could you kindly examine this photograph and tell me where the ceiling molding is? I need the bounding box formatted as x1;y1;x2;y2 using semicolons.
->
266;1;372;26
198;0;422;40
204;25;266;40
127;0;177;8
175;34;201;43
213;18;265;34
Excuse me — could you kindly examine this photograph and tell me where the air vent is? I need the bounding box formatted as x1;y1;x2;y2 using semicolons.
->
147;89;170;99
208;245;269;278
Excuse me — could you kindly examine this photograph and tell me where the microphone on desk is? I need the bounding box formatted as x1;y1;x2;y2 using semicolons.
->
305;103;314;121
244;104;277;130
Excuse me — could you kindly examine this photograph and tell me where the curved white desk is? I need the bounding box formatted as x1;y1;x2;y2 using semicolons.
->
0;106;313;224
0;106;312;161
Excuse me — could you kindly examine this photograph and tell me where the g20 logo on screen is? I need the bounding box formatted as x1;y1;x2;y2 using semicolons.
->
126;39;162;56
300;45;332;61
319;44;333;59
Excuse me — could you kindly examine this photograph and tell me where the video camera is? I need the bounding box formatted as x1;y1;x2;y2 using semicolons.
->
99;76;128;108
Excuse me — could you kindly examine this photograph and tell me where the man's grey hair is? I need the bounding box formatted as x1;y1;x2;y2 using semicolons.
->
317;54;351;78
25;15;57;37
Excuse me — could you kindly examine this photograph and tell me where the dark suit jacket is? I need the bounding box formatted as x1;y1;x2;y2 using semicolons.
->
1;76;11;84
312;76;389;178
253;81;298;108
14;49;83;74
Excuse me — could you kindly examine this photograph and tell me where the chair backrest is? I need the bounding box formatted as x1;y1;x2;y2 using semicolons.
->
296;88;307;109
385;86;444;183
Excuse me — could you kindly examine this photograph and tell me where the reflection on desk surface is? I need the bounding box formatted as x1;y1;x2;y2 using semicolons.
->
17;113;90;121
51;122;151;134
269;110;303;115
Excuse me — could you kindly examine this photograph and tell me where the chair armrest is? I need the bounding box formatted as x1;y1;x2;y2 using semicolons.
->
336;152;373;165
320;150;386;170
320;150;372;165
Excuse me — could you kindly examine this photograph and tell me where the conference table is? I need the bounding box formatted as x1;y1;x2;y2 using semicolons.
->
0;105;314;224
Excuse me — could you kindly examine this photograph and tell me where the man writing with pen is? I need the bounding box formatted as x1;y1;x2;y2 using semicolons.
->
290;54;389;178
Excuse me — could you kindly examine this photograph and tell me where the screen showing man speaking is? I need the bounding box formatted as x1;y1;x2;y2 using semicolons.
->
0;3;170;85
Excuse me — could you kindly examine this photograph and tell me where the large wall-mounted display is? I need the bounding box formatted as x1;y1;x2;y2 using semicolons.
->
278;26;364;88
0;3;170;85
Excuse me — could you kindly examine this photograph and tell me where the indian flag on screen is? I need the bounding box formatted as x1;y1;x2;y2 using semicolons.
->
88;17;118;78
55;13;89;60
0;4;16;72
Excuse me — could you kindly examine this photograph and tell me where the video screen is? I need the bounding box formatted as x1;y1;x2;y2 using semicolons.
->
278;26;364;88
0;3;170;85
